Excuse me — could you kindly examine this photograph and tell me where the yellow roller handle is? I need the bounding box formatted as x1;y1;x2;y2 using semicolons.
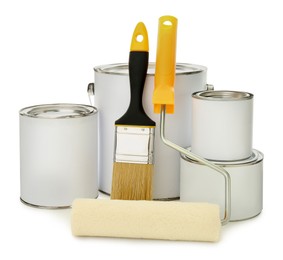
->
153;15;178;114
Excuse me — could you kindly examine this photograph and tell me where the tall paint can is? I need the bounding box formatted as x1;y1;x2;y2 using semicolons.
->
92;63;209;199
20;104;98;208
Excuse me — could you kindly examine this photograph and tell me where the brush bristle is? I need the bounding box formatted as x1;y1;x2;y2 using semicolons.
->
111;162;153;200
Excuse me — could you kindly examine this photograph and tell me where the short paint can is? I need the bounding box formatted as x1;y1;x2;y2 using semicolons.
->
20;104;98;208
180;148;263;221
93;63;209;199
191;90;253;161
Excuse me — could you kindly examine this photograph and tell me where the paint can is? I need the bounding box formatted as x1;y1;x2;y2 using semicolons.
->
191;90;253;161
20;104;98;208
92;63;209;199
180;148;263;221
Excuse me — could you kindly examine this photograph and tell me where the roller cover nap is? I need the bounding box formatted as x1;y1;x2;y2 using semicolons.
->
71;199;221;242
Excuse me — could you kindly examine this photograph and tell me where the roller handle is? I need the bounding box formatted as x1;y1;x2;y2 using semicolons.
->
115;22;155;126
153;16;178;114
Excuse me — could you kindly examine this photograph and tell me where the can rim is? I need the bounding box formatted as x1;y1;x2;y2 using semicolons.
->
181;148;263;167
19;103;97;119
192;90;253;101
94;62;207;76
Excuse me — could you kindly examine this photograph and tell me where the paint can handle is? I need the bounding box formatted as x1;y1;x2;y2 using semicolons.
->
206;84;214;91
87;82;95;107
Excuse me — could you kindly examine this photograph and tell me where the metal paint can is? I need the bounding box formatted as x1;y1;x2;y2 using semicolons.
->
191;90;253;161
93;63;209;199
180;148;263;221
20;104;98;208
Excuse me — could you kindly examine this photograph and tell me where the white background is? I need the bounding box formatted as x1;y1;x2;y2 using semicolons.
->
1;0;282;259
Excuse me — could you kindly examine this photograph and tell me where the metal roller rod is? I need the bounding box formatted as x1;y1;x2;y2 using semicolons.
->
160;105;231;225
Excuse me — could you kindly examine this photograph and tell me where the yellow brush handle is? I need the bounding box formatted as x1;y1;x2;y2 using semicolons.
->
130;22;149;52
153;15;178;114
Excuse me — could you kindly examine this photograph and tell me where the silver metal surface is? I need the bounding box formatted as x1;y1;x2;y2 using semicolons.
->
99;189;180;201
114;126;155;164
206;84;214;91
160;105;231;225
20;103;97;119
20;196;99;209
20;198;71;209
193;90;253;101
181;148;264;167
229;212;262;222
94;63;207;76
87;83;95;106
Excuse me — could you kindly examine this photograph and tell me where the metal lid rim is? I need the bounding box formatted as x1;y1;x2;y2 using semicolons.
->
94;62;207;76
19;103;97;119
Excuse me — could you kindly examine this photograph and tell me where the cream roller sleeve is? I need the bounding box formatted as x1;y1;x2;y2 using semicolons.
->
71;199;221;242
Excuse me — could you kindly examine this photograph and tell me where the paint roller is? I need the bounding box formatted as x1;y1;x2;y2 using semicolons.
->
71;15;231;242
71;199;221;242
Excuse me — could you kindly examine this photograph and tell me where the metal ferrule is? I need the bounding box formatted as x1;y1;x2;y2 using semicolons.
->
114;126;155;164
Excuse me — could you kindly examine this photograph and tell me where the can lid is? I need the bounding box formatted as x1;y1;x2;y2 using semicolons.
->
181;148;263;167
94;62;207;76
19;103;97;119
193;90;253;101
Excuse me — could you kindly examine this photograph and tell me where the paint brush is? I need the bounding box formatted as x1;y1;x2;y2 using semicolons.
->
111;22;155;200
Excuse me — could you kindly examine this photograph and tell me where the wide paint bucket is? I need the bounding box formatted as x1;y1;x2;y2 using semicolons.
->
180;148;263;221
92;63;209;199
20;104;98;208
